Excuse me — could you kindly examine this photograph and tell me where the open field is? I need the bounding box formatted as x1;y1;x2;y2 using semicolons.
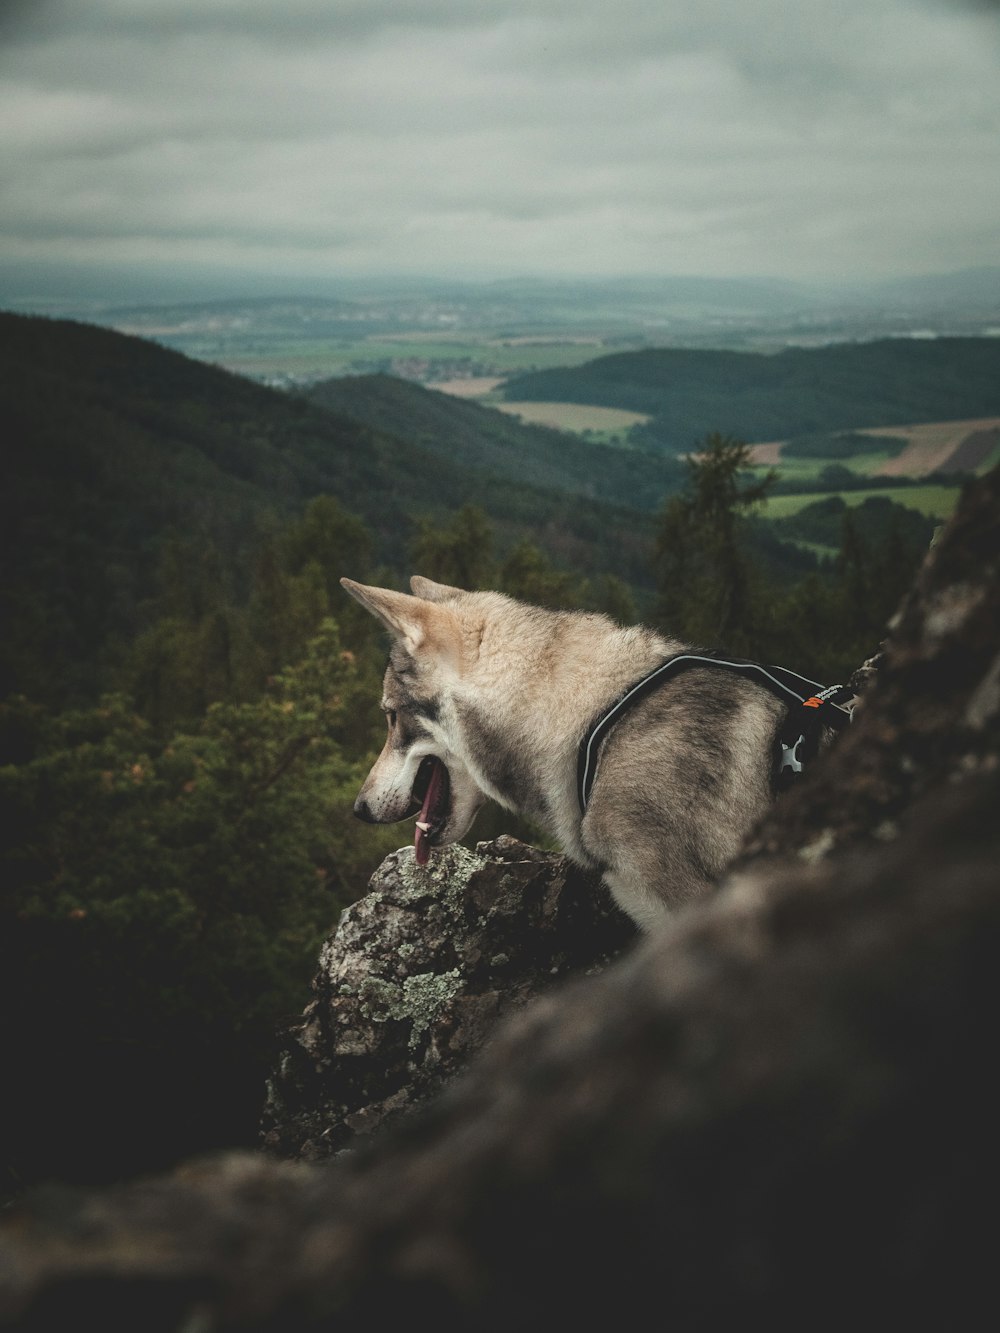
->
209;334;611;384
754;450;903;484
494;400;652;434
749;418;1000;481
212;344;369;380
867;418;1000;476
493;335;605;348
747;442;783;466
759;485;962;522
434;377;506;398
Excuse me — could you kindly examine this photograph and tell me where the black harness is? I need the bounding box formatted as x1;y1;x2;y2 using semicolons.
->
576;651;854;815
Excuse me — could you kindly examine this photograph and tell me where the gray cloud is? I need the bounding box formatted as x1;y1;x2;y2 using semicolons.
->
1;0;998;286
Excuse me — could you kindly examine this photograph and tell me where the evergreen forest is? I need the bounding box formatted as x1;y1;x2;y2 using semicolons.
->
503;337;1000;453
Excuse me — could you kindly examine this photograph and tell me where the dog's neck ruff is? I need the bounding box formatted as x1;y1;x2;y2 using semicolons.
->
576;651;854;815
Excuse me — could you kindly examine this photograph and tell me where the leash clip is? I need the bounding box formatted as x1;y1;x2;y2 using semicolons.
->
778;735;805;776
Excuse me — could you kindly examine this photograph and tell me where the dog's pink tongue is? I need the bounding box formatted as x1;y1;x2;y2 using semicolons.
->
414;758;444;867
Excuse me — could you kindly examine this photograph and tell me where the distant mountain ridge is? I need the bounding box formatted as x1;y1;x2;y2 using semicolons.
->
8;265;1000;323
502;337;1000;453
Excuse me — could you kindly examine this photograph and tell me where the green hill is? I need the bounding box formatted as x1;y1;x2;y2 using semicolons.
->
7;313;947;713
502;338;1000;454
305;373;685;512
0;313;406;701
0;313;664;703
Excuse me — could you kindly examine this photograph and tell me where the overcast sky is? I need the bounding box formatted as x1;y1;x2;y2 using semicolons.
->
1;0;999;297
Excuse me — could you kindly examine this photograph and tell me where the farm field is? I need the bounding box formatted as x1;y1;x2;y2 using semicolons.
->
210;334;611;384
756;449;903;484
434;376;506;398
866;418;1000;476
759;485;962;522
748;418;1000;481
493;400;651;434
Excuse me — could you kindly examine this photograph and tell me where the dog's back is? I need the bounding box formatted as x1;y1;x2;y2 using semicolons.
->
582;667;784;930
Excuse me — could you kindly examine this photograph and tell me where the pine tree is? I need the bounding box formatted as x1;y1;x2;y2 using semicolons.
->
655;433;776;650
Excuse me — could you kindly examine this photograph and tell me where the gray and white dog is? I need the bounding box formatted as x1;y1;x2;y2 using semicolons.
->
341;575;792;932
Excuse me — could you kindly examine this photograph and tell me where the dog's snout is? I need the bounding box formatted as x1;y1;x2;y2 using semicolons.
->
353;794;377;823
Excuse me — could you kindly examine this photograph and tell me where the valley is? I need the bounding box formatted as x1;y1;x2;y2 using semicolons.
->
4;307;998;716
17;269;1000;393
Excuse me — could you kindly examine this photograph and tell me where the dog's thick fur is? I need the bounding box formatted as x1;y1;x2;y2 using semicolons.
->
341;575;786;931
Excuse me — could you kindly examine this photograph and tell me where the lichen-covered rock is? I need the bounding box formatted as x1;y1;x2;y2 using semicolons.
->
260;834;635;1159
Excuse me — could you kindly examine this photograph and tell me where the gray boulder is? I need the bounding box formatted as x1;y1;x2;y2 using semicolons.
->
260;835;634;1159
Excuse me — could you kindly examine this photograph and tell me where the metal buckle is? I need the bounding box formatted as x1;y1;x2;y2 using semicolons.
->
779;734;805;775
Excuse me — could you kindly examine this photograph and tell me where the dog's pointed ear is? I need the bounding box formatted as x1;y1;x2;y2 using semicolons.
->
340;578;427;648
410;575;465;603
340;577;463;661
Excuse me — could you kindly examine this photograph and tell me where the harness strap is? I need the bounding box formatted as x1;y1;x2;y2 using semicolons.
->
576;651;853;815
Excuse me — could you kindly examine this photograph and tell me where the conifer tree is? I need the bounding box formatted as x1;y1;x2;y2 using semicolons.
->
655;433;776;650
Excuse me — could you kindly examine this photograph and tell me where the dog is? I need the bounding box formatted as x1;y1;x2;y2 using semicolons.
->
341;575;796;932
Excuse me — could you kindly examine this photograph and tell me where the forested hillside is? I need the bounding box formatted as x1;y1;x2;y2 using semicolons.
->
1;313;952;712
305;373;685;511
502;337;1000;453
0;313;657;706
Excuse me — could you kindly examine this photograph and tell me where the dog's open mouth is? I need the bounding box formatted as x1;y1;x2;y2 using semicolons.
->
411;755;450;866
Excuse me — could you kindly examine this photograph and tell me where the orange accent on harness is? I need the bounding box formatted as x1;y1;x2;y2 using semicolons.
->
803;697;823;708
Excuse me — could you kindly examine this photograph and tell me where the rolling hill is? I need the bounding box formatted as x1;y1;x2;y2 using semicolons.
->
6;314;967;710
501;338;1000;454
0;313;665;703
304;373;685;513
